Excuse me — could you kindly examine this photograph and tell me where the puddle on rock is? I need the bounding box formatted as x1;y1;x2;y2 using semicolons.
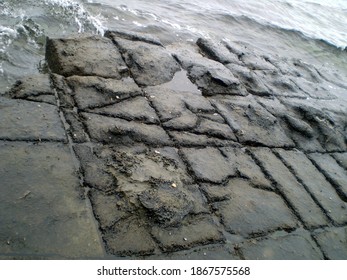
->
161;70;201;94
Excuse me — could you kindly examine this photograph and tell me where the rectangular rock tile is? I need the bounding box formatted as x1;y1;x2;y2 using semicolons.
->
214;179;297;237
0;142;104;259
181;147;237;183
113;37;180;86
313;226;347;260
275;149;347;224
251;148;328;228
308;153;347;201
66;75;142;110
151;216;224;252
62;109;89;143
221;147;272;189
82;112;172;146
0;97;66;142
46;35;128;78
169;131;236;147
241;230;323;260
103;217;157;256
213;97;294;147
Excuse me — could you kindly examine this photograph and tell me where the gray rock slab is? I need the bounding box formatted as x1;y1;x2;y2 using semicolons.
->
0;97;66;142
151;216;224;252
114;38;180;86
196;38;240;65
6;74;56;105
62;109;89;143
169;131;236;147
275;149;347;224
105;30;163;46
0;142;104;259
213;97;294;147
251;148;328;228
332;152;347;169
214;179;297;237
242;230;323;260
46;35;128;78
66;75;142;110
221;147;272;189
103;217;157;256
181;147;237;183
313;226;347;260
194;118;237;141
82;112;172;146
89;96;159;124
308;153;347;201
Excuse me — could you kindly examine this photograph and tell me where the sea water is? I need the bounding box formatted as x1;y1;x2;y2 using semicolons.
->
1;0;346;92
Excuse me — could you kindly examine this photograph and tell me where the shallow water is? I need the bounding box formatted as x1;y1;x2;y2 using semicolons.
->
1;0;347;93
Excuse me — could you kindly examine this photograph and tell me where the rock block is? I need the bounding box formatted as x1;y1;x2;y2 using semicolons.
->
181;147;237;183
152;216;224;252
66;75;142;110
214;179;297;236
308;153;347;201
46;35;128;78
82;112;172;146
275;149;347;224
0;142;103;258
314;226;347;260
242;230;323;260
113;37;180;86
0;97;66;142
251;148;328;228
332;153;347;169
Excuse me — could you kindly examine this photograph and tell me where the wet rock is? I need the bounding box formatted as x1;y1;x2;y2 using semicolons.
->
181;147;237;183
139;185;194;226
46;35;128;78
81;112;172;146
308;153;347;202
196;38;240;64
291;77;337;100
242;230;323;260
151;216;224;252
313;226;347;259
0;142;103;258
194;118;237;140
103;217;157;256
51;74;76;109
332;153;347;169
88;189;133;229
113;37;180;86
105;30;163;46
163;112;198;130
169;131;236;147
214;179;297;237
73;145;116;192
62;109;89;142
251;148;328;228
0;97;66;142
221;147;272;189
200;184;233;202
276;149;347;224
90;96;159;125
213;97;294;147
66;75;142;110
6;74;56;105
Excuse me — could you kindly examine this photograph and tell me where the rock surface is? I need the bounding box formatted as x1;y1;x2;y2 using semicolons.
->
1;31;347;259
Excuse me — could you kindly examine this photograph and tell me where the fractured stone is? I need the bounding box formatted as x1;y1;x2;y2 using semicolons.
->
194;118;237;140
221;147;272;189
251;148;328;228
62;109;89;143
46;35;128;78
114;37;180;86
308;153;347;201
214;179;297;237
332;153;347;169
242;230;323;260
82;112;172;146
313;226;347;260
66;75;142;110
181;147;237;183
213;97;294;147
169;131;236;147
0;97;66;142
276;149;347;224
151;216;224;252
0;142;103;258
